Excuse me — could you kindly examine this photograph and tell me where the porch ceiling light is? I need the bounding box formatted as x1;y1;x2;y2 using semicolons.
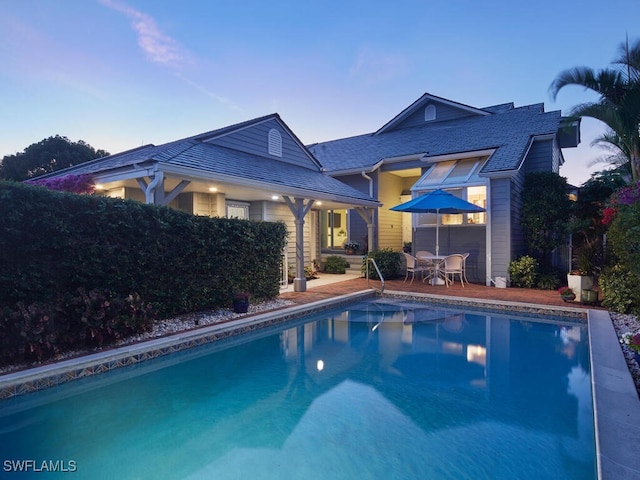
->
209;186;218;192
271;195;280;200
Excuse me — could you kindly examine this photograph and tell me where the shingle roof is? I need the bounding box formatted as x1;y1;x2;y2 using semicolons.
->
34;122;378;205
161;141;377;202
308;103;563;175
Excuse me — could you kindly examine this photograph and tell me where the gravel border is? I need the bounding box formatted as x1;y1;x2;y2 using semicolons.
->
610;311;640;396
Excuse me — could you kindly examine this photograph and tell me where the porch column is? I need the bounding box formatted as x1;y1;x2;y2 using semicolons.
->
136;175;190;206
355;207;375;252
283;196;315;292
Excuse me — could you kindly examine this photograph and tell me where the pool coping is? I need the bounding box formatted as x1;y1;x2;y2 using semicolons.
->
1;289;638;479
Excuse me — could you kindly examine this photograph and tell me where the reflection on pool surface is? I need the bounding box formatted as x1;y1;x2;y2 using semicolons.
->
0;299;595;479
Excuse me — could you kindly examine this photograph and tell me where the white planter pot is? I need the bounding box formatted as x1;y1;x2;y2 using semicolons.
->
567;274;593;301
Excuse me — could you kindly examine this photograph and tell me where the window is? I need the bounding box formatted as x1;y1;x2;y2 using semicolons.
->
424;104;436;121
416;157;484;186
268;128;282;157
466;186;486;224
226;201;250;219
415;186;486;225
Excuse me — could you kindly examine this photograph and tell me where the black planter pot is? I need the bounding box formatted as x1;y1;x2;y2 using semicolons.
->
232;299;249;313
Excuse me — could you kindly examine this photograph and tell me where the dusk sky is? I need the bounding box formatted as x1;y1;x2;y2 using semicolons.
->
2;0;639;186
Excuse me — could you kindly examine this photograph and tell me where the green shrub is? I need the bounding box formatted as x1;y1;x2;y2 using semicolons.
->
508;255;539;288
602;187;640;313
0;289;157;365
599;264;640;314
324;255;350;274
362;248;402;280
536;270;562;290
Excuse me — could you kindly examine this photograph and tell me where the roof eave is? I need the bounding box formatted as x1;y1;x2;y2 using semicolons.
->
159;164;381;207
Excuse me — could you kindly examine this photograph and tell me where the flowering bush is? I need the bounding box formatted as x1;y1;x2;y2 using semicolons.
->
616;182;640;206
621;332;640;354
558;286;575;300
601;207;618;226
602;181;640;225
29;174;95;194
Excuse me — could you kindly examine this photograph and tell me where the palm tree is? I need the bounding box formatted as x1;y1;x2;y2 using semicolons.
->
549;37;640;182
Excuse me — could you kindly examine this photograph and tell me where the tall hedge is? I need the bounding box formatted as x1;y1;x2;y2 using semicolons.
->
599;184;640;313
0;181;288;317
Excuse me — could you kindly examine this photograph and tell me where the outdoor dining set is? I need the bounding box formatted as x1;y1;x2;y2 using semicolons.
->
403;251;469;287
391;188;486;289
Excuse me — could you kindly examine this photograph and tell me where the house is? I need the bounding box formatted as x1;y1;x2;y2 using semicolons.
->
308;93;580;285
31;114;380;292
33;92;580;289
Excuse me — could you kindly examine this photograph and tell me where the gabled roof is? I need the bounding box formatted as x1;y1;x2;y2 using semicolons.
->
34;115;380;207
374;93;491;135
309;95;565;176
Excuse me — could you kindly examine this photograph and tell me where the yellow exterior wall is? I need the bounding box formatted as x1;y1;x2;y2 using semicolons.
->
377;171;405;251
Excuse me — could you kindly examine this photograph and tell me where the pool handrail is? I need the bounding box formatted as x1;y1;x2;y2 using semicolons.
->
365;257;385;293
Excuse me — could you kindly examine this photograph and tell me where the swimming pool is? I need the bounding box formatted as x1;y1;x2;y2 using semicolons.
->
0;298;595;479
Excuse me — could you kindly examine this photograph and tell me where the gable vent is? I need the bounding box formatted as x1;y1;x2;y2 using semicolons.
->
268;128;282;157
424;104;436;121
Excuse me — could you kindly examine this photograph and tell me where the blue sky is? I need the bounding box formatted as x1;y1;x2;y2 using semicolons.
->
1;0;639;186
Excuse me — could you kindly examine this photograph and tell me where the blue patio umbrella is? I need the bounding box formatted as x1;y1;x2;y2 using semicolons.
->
390;189;486;256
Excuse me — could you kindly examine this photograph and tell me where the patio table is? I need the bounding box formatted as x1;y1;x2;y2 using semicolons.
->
417;254;447;285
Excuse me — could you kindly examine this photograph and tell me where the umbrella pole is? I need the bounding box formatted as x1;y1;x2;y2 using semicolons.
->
435;208;440;256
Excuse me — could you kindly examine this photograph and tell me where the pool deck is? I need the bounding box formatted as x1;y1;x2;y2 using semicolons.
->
1;275;639;479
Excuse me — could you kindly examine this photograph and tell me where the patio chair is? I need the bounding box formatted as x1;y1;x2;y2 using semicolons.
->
461;252;470;284
402;253;425;285
443;254;465;288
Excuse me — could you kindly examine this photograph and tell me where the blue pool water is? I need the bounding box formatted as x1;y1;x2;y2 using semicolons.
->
0;299;595;479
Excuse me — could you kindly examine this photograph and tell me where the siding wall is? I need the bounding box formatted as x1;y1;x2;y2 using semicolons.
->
260;201;314;268
205;118;318;170
377;171;404;250
413;226;486;283
523;139;553;173
393;102;478;130
489;177;512;279
509;171;526;260
171;192;226;217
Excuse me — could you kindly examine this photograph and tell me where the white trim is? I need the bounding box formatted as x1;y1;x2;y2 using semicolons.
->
327;159;385;177
421;149;496;163
485;181;492;286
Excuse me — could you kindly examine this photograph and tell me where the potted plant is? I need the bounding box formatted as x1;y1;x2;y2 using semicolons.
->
402;241;412;253
567;245;595;302
558;286;576;302
344;241;359;255
232;292;250;313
